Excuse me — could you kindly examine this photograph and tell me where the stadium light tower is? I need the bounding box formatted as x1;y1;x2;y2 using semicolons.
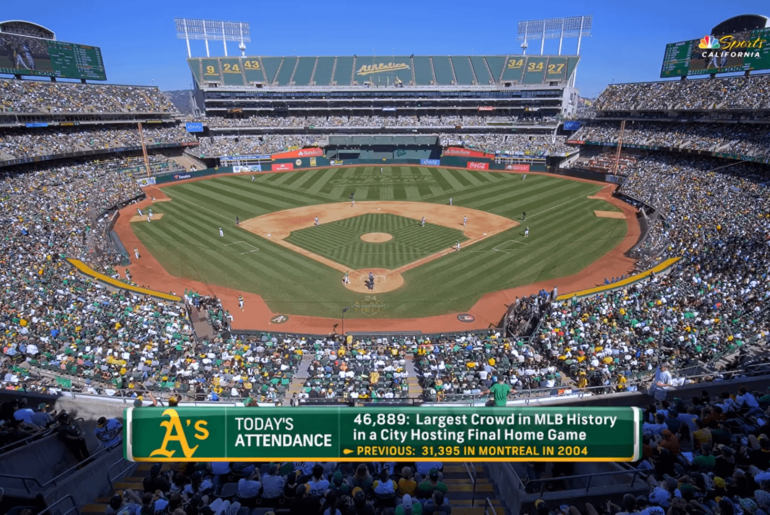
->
517;15;592;86
174;18;251;58
516;15;592;56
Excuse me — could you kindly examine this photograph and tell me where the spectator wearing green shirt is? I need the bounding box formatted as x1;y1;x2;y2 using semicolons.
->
692;443;716;472
481;376;515;407
416;469;448;499
395;494;422;515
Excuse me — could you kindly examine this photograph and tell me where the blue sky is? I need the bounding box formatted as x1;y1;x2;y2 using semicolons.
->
2;0;768;97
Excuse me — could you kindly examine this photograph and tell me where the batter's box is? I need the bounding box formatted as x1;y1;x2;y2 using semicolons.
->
492;239;529;254
225;241;260;255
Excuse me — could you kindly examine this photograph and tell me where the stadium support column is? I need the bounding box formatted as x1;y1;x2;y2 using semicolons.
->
183;19;191;58
572;17;585;87
222;21;227;56
138;122;151;178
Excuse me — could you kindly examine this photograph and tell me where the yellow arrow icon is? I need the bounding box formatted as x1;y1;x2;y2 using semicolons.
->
343;449;355;455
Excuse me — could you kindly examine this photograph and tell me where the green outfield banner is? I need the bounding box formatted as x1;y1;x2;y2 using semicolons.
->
124;407;641;462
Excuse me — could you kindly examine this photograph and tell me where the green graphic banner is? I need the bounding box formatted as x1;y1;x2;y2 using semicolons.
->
125;407;641;462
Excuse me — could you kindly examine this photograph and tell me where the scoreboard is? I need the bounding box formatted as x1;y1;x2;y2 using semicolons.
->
661;28;770;78
0;32;106;80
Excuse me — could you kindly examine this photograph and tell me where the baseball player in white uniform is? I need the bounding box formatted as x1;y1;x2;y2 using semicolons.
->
134;248;140;259
314;217;319;226
525;227;529;238
219;227;224;237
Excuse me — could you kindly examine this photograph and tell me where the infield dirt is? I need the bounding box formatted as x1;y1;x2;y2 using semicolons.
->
239;201;517;293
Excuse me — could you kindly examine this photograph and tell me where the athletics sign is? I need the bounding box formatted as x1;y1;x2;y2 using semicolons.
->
124;406;641;462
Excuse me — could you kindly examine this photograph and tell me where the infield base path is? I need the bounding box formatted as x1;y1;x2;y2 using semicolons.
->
240;201;517;293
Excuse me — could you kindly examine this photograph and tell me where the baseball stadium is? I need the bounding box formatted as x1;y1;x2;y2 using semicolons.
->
0;7;770;515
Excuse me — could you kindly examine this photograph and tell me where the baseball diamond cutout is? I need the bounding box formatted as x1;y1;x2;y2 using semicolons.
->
240;201;518;293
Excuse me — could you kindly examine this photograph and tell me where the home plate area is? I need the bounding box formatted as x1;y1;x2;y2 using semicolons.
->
225;241;259;255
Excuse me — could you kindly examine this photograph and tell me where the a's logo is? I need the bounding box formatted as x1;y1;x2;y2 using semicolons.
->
457;314;475;322
271;314;289;324
149;409;209;459
699;35;721;49
352;295;388;316
295;159;302;166
356;62;410;76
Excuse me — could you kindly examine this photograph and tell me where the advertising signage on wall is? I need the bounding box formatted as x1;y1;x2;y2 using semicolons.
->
272;148;323;160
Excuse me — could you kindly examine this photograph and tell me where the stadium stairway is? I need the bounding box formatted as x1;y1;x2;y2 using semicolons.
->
81;462;149;513
443;463;506;515
287;353;315;398
189;308;215;340
404;355;423;399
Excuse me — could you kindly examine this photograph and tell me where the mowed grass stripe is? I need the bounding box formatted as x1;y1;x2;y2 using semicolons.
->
431;173;550;205
285;213;465;269
134;168;629;318
220;175;333;204
308;167;349;196
150;210;334;288
405;214;622;305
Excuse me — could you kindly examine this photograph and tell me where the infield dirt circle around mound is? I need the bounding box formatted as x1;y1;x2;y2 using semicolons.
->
360;232;393;243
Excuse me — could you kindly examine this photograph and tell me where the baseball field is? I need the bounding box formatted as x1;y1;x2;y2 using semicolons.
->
129;166;628;320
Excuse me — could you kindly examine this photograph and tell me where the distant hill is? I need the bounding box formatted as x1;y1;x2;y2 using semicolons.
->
164;90;195;115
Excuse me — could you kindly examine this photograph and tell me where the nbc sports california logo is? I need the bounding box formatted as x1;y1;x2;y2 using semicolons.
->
697;34;764;59
698;35;720;49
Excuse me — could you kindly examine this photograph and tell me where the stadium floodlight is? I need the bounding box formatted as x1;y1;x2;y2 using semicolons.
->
174;18;251;58
517;15;593;56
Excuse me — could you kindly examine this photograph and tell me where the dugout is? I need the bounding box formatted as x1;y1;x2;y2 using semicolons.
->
325;135;441;162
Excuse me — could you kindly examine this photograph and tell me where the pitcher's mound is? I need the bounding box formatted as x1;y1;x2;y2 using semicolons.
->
594;210;625;219
361;232;393;243
343;268;404;293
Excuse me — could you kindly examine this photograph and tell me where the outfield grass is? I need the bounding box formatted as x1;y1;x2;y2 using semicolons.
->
133;167;627;319
286;213;468;270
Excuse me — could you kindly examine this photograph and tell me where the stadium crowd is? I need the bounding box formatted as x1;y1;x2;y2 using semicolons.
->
99;459;458;515
439;134;574;156
202;114;557;128
197;135;328;157
0;79;176;113
0;125;194;160
302;340;411;401
521;385;770;515
594;75;770;112
518;153;770;391
572;122;770;159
